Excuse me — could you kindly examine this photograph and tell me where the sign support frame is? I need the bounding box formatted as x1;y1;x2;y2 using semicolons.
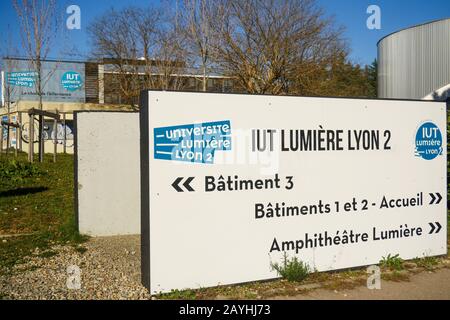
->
139;90;151;291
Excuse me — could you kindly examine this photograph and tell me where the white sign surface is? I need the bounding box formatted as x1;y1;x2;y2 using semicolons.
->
140;91;447;294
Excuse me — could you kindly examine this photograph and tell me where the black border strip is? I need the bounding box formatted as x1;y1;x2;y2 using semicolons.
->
447;97;450;257
73;112;79;231
139;91;151;291
73;110;137;113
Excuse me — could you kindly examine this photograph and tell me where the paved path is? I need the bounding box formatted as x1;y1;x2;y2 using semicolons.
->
286;268;450;300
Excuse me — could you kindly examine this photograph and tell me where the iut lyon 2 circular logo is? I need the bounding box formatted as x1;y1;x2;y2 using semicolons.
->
61;71;83;91
415;122;443;160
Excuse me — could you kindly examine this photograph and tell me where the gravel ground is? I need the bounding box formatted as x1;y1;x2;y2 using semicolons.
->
0;235;151;300
2;235;449;300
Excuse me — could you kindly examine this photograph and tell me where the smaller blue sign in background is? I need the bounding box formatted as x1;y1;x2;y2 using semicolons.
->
61;71;83;91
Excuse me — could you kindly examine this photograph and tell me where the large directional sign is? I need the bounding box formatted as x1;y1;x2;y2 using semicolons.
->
140;91;447;294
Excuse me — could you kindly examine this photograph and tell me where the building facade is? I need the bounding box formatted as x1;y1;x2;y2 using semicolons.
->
0;57;235;154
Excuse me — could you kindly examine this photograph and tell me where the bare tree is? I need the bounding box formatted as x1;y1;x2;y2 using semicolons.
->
180;0;214;91
209;0;347;95
89;5;188;107
89;7;144;107
13;0;60;162
1;27;21;156
151;4;189;91
2;58;21;155
138;4;188;92
88;0;352;100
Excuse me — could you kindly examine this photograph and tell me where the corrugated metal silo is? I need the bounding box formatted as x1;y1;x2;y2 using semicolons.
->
378;18;450;100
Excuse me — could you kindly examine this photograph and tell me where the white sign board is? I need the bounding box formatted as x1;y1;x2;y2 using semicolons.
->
140;91;447;294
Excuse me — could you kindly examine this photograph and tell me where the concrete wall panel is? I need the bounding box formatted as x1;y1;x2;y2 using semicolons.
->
76;111;140;236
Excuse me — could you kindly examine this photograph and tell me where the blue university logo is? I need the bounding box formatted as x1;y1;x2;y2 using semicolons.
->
415;122;443;160
154;120;232;164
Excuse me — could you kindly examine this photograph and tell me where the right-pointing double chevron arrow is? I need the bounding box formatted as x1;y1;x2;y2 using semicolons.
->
428;222;442;234
172;177;195;192
429;193;442;205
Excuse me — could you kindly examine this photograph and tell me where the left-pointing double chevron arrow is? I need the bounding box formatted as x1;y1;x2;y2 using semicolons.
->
428;222;442;234
172;177;195;192
429;193;442;205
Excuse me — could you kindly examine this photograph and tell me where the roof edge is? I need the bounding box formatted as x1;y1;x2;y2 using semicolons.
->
377;17;450;46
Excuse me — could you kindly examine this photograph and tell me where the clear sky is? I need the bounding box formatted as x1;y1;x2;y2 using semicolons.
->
0;0;449;66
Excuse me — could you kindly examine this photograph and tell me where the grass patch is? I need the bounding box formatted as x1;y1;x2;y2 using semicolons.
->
413;256;439;271
381;270;410;282
0;234;51;273
155;279;299;300
323;277;366;291
157;289;198;300
0;153;87;274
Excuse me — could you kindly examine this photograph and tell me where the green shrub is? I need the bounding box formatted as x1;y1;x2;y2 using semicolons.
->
0;159;42;182
380;253;404;271
271;252;310;282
